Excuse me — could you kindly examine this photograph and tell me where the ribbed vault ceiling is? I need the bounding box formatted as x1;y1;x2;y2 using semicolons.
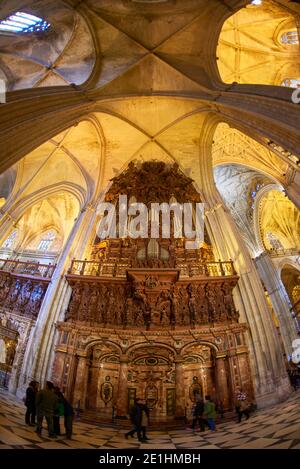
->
0;0;300;211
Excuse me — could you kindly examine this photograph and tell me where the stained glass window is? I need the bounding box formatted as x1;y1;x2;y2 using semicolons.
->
282;79;300;88
37;230;56;251
280;31;299;45
2;229;18;249
0;12;50;33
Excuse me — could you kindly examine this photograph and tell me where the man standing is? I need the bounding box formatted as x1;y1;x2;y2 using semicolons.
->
35;381;58;438
63;396;74;439
191;396;206;432
140;400;150;441
25;380;38;426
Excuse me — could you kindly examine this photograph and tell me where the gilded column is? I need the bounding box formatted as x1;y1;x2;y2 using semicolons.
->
215;355;230;410
116;355;129;418
72;354;87;410
175;357;185;418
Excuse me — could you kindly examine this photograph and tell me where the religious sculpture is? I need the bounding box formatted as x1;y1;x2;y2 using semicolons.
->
0;338;7;364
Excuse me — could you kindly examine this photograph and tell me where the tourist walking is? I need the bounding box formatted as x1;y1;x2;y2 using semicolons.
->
125;398;143;441
236;390;250;423
191;396;206;432
140;400;150;441
204;395;216;431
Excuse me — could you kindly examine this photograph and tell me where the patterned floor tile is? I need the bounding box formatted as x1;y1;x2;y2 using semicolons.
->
1;388;300;449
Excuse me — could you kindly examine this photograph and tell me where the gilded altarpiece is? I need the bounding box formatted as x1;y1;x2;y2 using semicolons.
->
53;162;254;422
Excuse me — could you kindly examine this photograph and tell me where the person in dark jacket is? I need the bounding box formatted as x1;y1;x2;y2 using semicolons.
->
125;398;143;441
140;400;150;441
191;396;206;432
35;381;58;437
53;387;64;436
63;397;74;439
25;380;38;426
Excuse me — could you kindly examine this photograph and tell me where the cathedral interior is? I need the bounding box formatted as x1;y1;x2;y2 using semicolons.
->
0;0;300;430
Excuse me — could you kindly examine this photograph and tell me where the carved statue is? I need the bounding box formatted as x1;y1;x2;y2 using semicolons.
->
189;293;197;325
88;286;99;320
106;289;116;324
106;161;201;207
0;338;7;364
133;290;148;312
67;284;83;320
116;303;124;326
215;283;227;322
222;282;237;321
31;284;44;315
17;280;33;311
145;276;159;289
206;285;217;322
135;306;145;327
0;276;11;303
170;289;179;326
6;279;22;308
125;298;135;326
157;290;171;326
0;314;7;327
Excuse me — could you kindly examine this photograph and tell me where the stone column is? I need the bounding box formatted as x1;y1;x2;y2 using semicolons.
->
72;355;88;410
51;351;66;389
255;251;298;357
19;205;97;392
215;355;230;410
205;205;291;407
116;355;129;418
175;358;185;418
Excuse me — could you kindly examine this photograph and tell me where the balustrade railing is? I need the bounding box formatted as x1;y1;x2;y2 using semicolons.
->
268;247;300;258
0;259;56;279
68;259;236;278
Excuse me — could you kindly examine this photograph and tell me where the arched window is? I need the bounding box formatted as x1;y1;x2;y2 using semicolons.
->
2;229;18;249
281;78;300;88
37;230;56;252
280;31;299;45
0;12;50;34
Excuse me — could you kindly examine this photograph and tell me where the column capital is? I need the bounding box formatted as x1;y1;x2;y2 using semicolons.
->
174;357;184;364
215;353;227;360
120;355;129;364
76;354;87;360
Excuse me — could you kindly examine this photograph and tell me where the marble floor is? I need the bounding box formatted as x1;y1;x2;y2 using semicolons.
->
0;389;300;449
